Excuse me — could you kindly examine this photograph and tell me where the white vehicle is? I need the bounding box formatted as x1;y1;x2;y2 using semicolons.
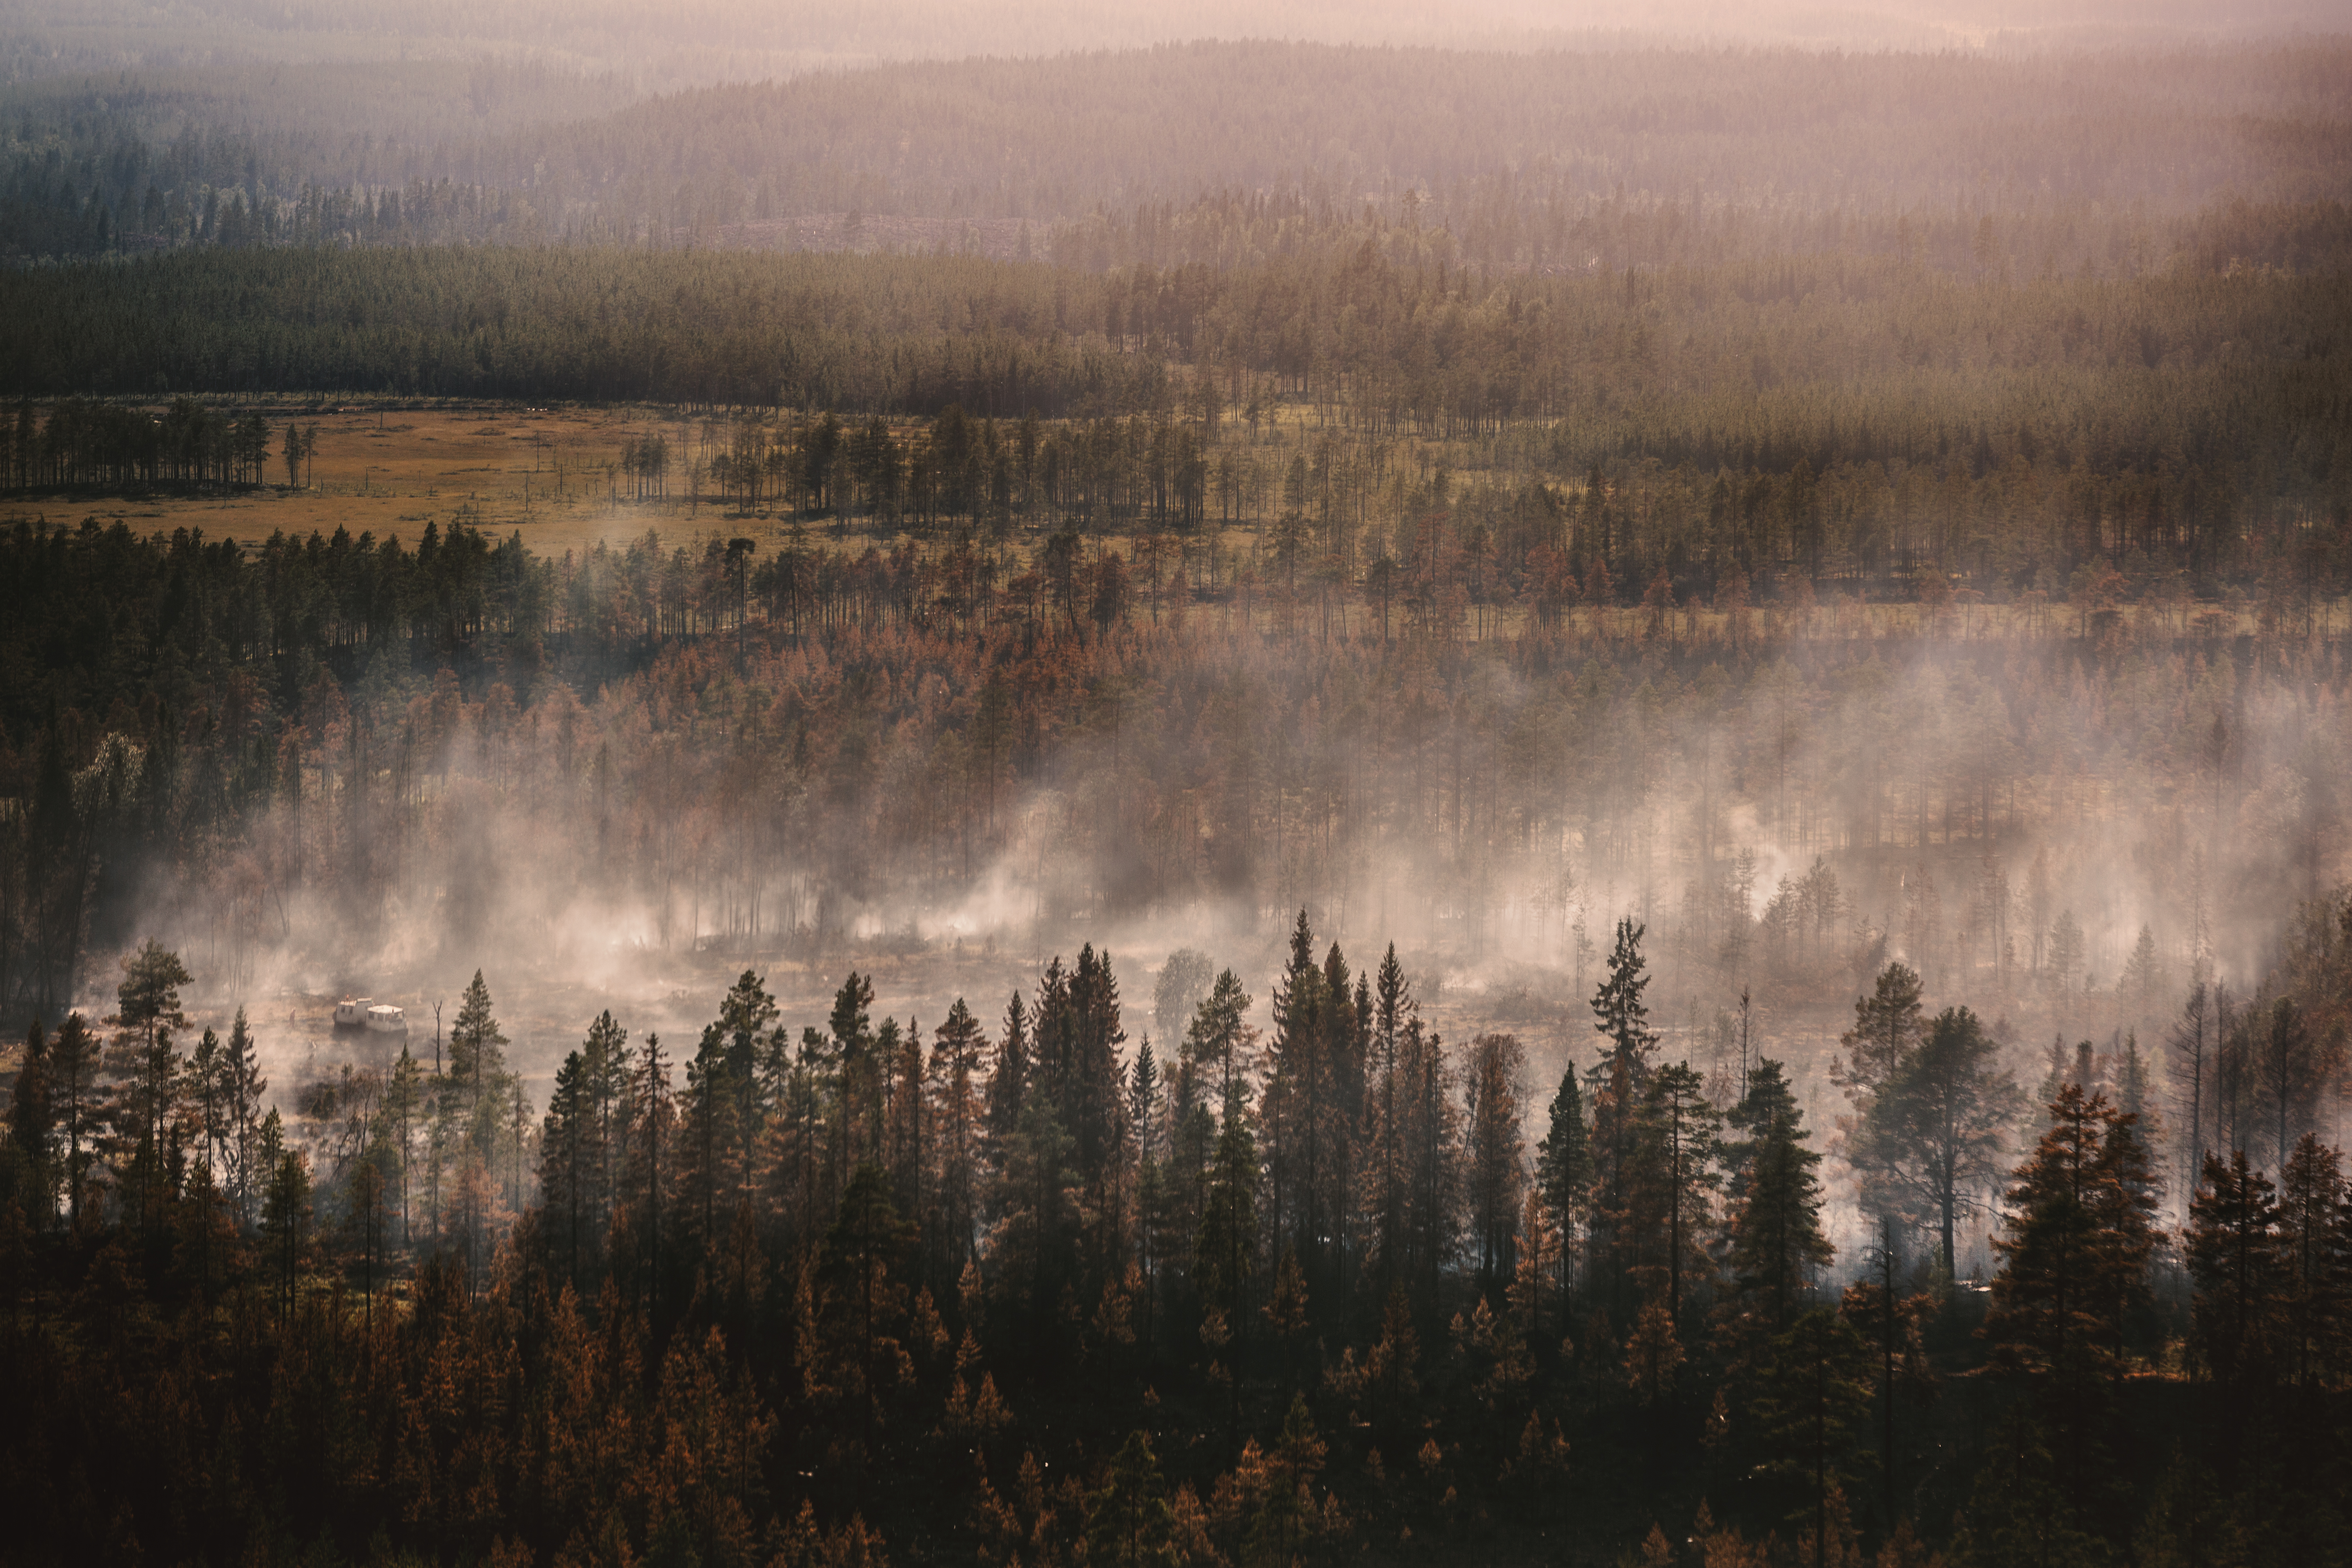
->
333;997;371;1029
365;1004;407;1034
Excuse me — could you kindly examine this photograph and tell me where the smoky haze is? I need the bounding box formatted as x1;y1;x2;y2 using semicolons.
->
5;0;2336;89
5;0;2347;1328
116;585;2339;1290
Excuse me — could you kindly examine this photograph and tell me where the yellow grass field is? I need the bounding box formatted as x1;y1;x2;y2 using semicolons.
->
11;400;2328;646
34;403;742;556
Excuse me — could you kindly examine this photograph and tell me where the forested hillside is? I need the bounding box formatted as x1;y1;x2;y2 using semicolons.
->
5;244;2345;617
7;40;2350;264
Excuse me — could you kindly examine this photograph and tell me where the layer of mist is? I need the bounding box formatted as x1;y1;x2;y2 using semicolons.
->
6;0;2336;95
100;595;2340;1286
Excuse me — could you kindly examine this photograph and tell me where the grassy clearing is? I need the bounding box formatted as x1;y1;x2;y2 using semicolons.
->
9;398;2337;646
21;403;713;556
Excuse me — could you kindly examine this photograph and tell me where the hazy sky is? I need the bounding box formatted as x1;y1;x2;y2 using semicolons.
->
10;0;2339;88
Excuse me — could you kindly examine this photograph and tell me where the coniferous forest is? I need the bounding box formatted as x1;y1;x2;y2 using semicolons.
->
4;6;2352;1566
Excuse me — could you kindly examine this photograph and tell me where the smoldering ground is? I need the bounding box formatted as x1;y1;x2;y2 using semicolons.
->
81;598;2346;1286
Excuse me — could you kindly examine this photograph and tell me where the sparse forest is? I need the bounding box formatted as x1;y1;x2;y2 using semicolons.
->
4;15;2352;1568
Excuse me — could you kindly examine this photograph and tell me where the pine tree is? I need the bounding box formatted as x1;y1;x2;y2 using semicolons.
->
1196;1098;1258;1328
825;971;880;1193
929;998;988;1293
1263;913;1328;1302
1722;1055;1802;1205
1726;1060;1833;1339
887;1017;927;1253
262;1144;311;1326
683;1018;739;1249
1621;1296;1685;1405
382;1042;422;1243
1850;1006;2022;1277
822;1161;916;1434
1987;1084;2158;1383
1533;1063;1590;1306
1985;1084;2158;1529
2258;998;2324;1171
7;1018;53;1228
637;1031;673;1320
107;939;192;1231
988;1095;1078;1353
1086;1429;1176;1568
2119;924;2163;1011
1588;919;1660;1314
1129;1033;1164;1344
445;969;512;1171
348;1139;391;1330
49;1013;100;1231
1838;1217;1939;1515
987;990;1031;1149
2166;982;2214;1206
582;1009;630;1243
1401;1016;1459;1320
1361;944;1414;1302
1833;962;1924;1106
2272;1133;2342;1391
1247;1393;1327;1564
1463;1032;1527;1303
1748;1307;1874;1566
1623;1061;1720;1323
1508;1186;1563;1352
1592;917;1660;1078
219;1007;266;1227
1063;943;1127;1201
2183;1149;2278;1390
542;1048;593;1289
718;968;779;1205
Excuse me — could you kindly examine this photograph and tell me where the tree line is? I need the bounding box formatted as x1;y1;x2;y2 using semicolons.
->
8;897;2352;1563
8;39;2350;274
2;505;2343;1055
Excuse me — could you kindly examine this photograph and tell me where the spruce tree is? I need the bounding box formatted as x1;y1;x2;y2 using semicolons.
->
1726;1060;1833;1339
1748;1307;1874;1564
1985;1084;2158;1530
541;1049;592;1290
1085;1429;1176;1568
2183;1148;2278;1391
7;1018;53;1228
108;939;192;1231
1623;1060;1720;1322
1463;1033;1527;1304
1987;1084;2158;1383
1534;1063;1590;1304
49;1013;99;1232
1588;918;1658;1312
2274;1133;2343;1392
929;998;988;1290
